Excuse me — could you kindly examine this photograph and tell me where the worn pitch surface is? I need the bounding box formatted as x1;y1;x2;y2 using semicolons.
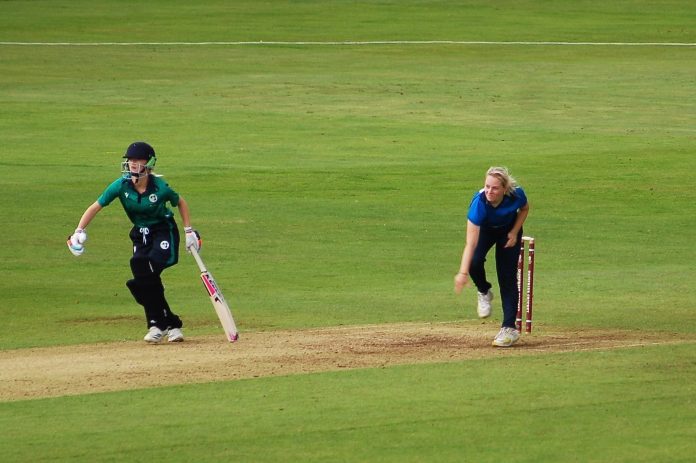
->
0;322;677;402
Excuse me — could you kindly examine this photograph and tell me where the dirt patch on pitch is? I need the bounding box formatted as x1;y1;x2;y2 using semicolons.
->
0;322;676;402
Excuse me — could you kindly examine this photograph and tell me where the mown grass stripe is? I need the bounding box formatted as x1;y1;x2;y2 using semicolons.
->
2;40;695;47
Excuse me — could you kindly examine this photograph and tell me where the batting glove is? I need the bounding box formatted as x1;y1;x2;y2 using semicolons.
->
185;227;201;252
67;228;87;256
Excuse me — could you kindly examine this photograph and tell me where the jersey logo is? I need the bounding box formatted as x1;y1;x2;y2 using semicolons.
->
149;194;158;203
160;241;170;250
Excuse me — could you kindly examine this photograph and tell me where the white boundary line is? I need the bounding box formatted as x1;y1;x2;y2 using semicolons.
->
1;40;695;47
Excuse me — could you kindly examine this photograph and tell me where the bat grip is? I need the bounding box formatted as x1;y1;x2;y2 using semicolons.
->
189;246;208;272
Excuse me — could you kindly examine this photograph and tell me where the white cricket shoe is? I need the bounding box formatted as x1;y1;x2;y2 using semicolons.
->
144;326;164;343
492;327;520;347
477;290;493;318
167;328;184;342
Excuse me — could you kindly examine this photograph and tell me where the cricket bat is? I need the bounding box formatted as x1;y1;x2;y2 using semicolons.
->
190;247;239;342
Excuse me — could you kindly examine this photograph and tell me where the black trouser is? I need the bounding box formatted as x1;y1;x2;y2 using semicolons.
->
469;224;522;329
125;222;182;330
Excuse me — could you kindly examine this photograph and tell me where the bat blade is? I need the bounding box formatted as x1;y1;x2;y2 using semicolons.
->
200;271;239;342
190;247;239;342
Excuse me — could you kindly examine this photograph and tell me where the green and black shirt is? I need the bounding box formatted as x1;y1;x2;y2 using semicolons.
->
97;176;180;228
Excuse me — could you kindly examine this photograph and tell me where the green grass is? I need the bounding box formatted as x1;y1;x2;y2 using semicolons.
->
2;344;694;462
1;0;696;461
2;0;696;42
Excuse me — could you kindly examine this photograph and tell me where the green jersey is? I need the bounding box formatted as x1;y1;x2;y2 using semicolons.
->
98;176;180;227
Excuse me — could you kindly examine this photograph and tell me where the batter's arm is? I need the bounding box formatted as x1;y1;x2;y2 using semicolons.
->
177;196;192;228
76;201;103;230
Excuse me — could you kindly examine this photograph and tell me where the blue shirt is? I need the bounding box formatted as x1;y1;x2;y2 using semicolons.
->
467;187;527;228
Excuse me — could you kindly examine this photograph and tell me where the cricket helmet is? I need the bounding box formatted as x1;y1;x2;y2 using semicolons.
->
122;141;157;179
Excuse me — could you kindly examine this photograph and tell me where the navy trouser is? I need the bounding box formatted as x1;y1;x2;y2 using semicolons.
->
126;222;183;330
469;225;522;329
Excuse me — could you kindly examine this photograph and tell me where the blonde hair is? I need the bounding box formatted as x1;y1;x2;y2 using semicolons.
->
486;166;518;196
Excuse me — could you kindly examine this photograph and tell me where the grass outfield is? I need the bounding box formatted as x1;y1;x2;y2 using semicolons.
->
1;1;695;461
1;344;695;462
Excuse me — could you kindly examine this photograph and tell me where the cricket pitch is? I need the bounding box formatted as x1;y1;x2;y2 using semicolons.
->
0;321;680;402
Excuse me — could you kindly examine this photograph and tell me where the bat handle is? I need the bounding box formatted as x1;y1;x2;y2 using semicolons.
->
189;246;208;273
